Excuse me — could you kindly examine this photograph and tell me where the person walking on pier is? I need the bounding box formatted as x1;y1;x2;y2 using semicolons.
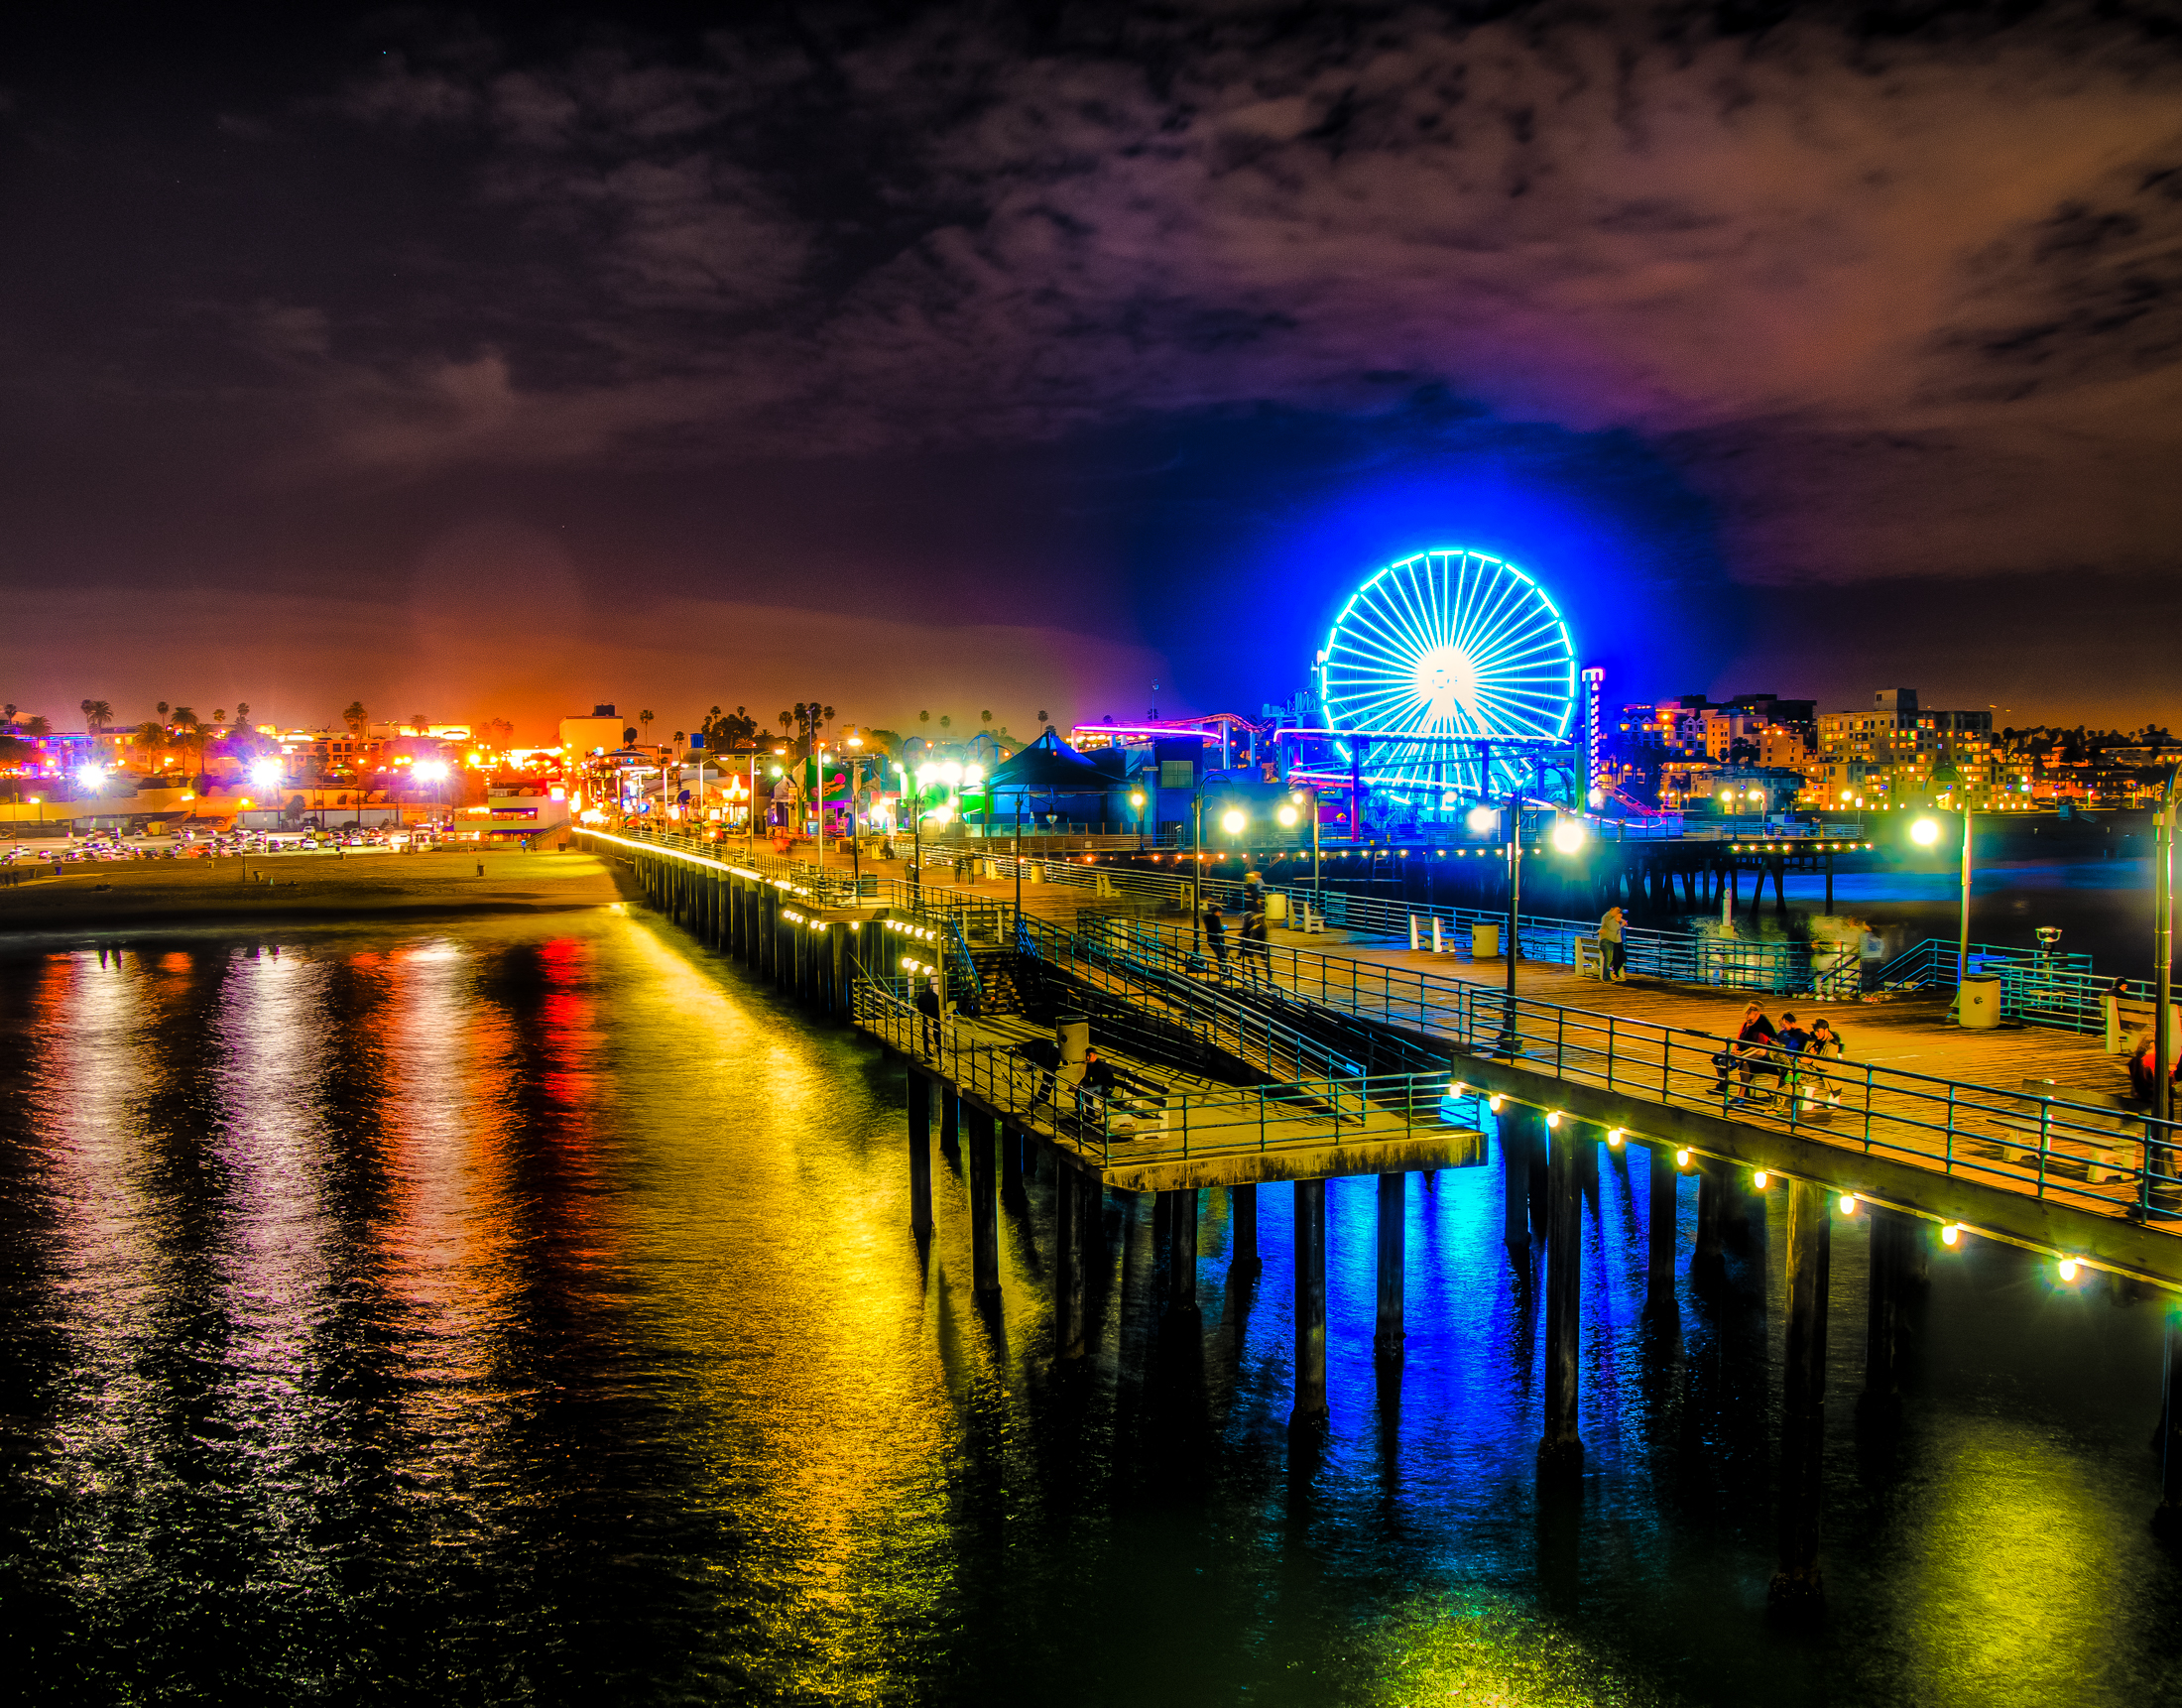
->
1202;896;1231;977
1239;872;1271;988
915;974;943;1057
1599;905;1628;981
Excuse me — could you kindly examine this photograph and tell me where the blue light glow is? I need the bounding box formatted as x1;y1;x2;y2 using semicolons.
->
1315;547;1577;798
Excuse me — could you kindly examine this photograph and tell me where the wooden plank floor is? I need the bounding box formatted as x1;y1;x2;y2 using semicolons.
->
880;1007;1477;1186
1115;916;2129;1100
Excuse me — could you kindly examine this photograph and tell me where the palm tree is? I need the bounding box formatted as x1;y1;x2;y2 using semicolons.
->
342;701;367;735
157;701;170;726
981;709;992;728
80;699;93;732
236;701;251;726
639;709;655;746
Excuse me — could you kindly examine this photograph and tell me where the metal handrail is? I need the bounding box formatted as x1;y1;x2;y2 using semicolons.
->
850;975;1457;1168
1051;915;2182;1227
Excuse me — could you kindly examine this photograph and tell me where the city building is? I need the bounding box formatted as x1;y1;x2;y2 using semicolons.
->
559;704;627;758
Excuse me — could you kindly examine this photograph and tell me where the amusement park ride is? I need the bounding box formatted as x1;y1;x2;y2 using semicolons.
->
1081;548;1603;833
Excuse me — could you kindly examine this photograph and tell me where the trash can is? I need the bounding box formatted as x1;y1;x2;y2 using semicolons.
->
1056;1015;1090;1065
1471;922;1501;959
1959;975;2002;1030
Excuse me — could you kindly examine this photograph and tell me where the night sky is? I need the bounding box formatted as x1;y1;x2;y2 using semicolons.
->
4;3;2178;741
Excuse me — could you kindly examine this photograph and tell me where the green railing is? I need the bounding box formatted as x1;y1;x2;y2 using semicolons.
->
851;975;1458;1169
1051;917;2182;1227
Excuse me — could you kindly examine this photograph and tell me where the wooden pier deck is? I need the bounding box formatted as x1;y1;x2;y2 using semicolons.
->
874;1004;1485;1192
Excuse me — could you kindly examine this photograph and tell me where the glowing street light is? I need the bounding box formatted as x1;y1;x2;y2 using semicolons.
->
1549;816;1586;854
1221;807;1246;836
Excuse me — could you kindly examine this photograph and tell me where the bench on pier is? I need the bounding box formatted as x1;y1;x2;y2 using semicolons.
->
2104;994;2181;1056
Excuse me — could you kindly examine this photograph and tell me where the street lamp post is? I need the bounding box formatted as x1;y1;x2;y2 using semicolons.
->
1911;810;1974;988
1192;789;1205;953
2156;764;2179;1129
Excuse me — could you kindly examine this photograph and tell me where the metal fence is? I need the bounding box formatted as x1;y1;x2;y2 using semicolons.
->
853;974;1460;1169
1057;916;2182;1226
1872;937;2164;1035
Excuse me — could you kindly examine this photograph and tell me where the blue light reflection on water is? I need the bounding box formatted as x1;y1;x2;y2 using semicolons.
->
2;913;2181;1706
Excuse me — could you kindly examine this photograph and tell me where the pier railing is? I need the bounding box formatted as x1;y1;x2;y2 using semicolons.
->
852;976;1458;1169
881;839;1843;995
1049;917;2182;1227
1871;936;2166;1037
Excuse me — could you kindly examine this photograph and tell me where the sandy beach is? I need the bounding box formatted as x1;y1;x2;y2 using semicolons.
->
0;847;619;934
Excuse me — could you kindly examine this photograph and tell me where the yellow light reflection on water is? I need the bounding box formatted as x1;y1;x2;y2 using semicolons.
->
1361;1594;1670;1705
1901;1422;2117;1701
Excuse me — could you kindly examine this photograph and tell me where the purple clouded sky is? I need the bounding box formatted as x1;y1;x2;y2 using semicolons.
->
3;3;2178;739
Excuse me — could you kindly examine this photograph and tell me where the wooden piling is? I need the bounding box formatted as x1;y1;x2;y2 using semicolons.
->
2158;1311;2182;1531
1502;1109;1530;1251
908;1069;933;1240
1375;1171;1405;1363
1771;1178;1832;1606
939;1086;959;1157
1694;1163;1725;1276
1862;1208;1903;1421
1541;1123;1584;1469
1001;1126;1024;1198
1648;1144;1679;1293
1169;1187;1198;1314
966;1104;1000;1301
1291;1177;1328;1430
1054;1163;1086;1359
1230;1182;1259;1270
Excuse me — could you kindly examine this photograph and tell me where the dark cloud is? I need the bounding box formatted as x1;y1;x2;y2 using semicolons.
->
1;2;2178;732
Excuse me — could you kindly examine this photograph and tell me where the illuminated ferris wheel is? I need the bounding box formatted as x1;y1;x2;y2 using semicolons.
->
1315;549;1577;800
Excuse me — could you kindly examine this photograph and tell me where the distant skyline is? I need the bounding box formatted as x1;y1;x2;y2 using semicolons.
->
5;3;2178;738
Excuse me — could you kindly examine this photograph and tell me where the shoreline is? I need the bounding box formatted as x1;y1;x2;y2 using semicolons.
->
0;849;620;936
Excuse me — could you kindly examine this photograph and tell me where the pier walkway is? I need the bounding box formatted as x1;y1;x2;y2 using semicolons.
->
583;824;2182;1559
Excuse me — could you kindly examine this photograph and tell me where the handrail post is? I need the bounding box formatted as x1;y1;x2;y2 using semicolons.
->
2037;1100;2051;1199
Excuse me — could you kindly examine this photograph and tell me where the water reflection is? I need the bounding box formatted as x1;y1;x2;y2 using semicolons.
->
1;913;2179;1704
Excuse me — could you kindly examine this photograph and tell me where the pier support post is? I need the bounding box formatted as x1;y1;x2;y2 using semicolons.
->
1862;1208;1904;1423
1541;1124;1584;1470
2157;1310;2182;1532
939;1086;959;1158
1694;1162;1725;1280
1502;1109;1532;1251
908;1070;933;1240
1230;1183;1259;1271
1054;1164;1086;1359
966;1105;1000;1301
1648;1144;1679;1294
1771;1178;1833;1607
1291;1178;1328;1431
1168;1188;1198;1315
1375;1172;1405;1363
1001;1126;1024;1199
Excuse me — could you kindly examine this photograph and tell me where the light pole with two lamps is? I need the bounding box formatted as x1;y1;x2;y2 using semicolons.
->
1909;809;1974;988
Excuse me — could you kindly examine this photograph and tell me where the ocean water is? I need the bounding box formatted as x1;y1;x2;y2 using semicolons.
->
1;911;2177;1705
